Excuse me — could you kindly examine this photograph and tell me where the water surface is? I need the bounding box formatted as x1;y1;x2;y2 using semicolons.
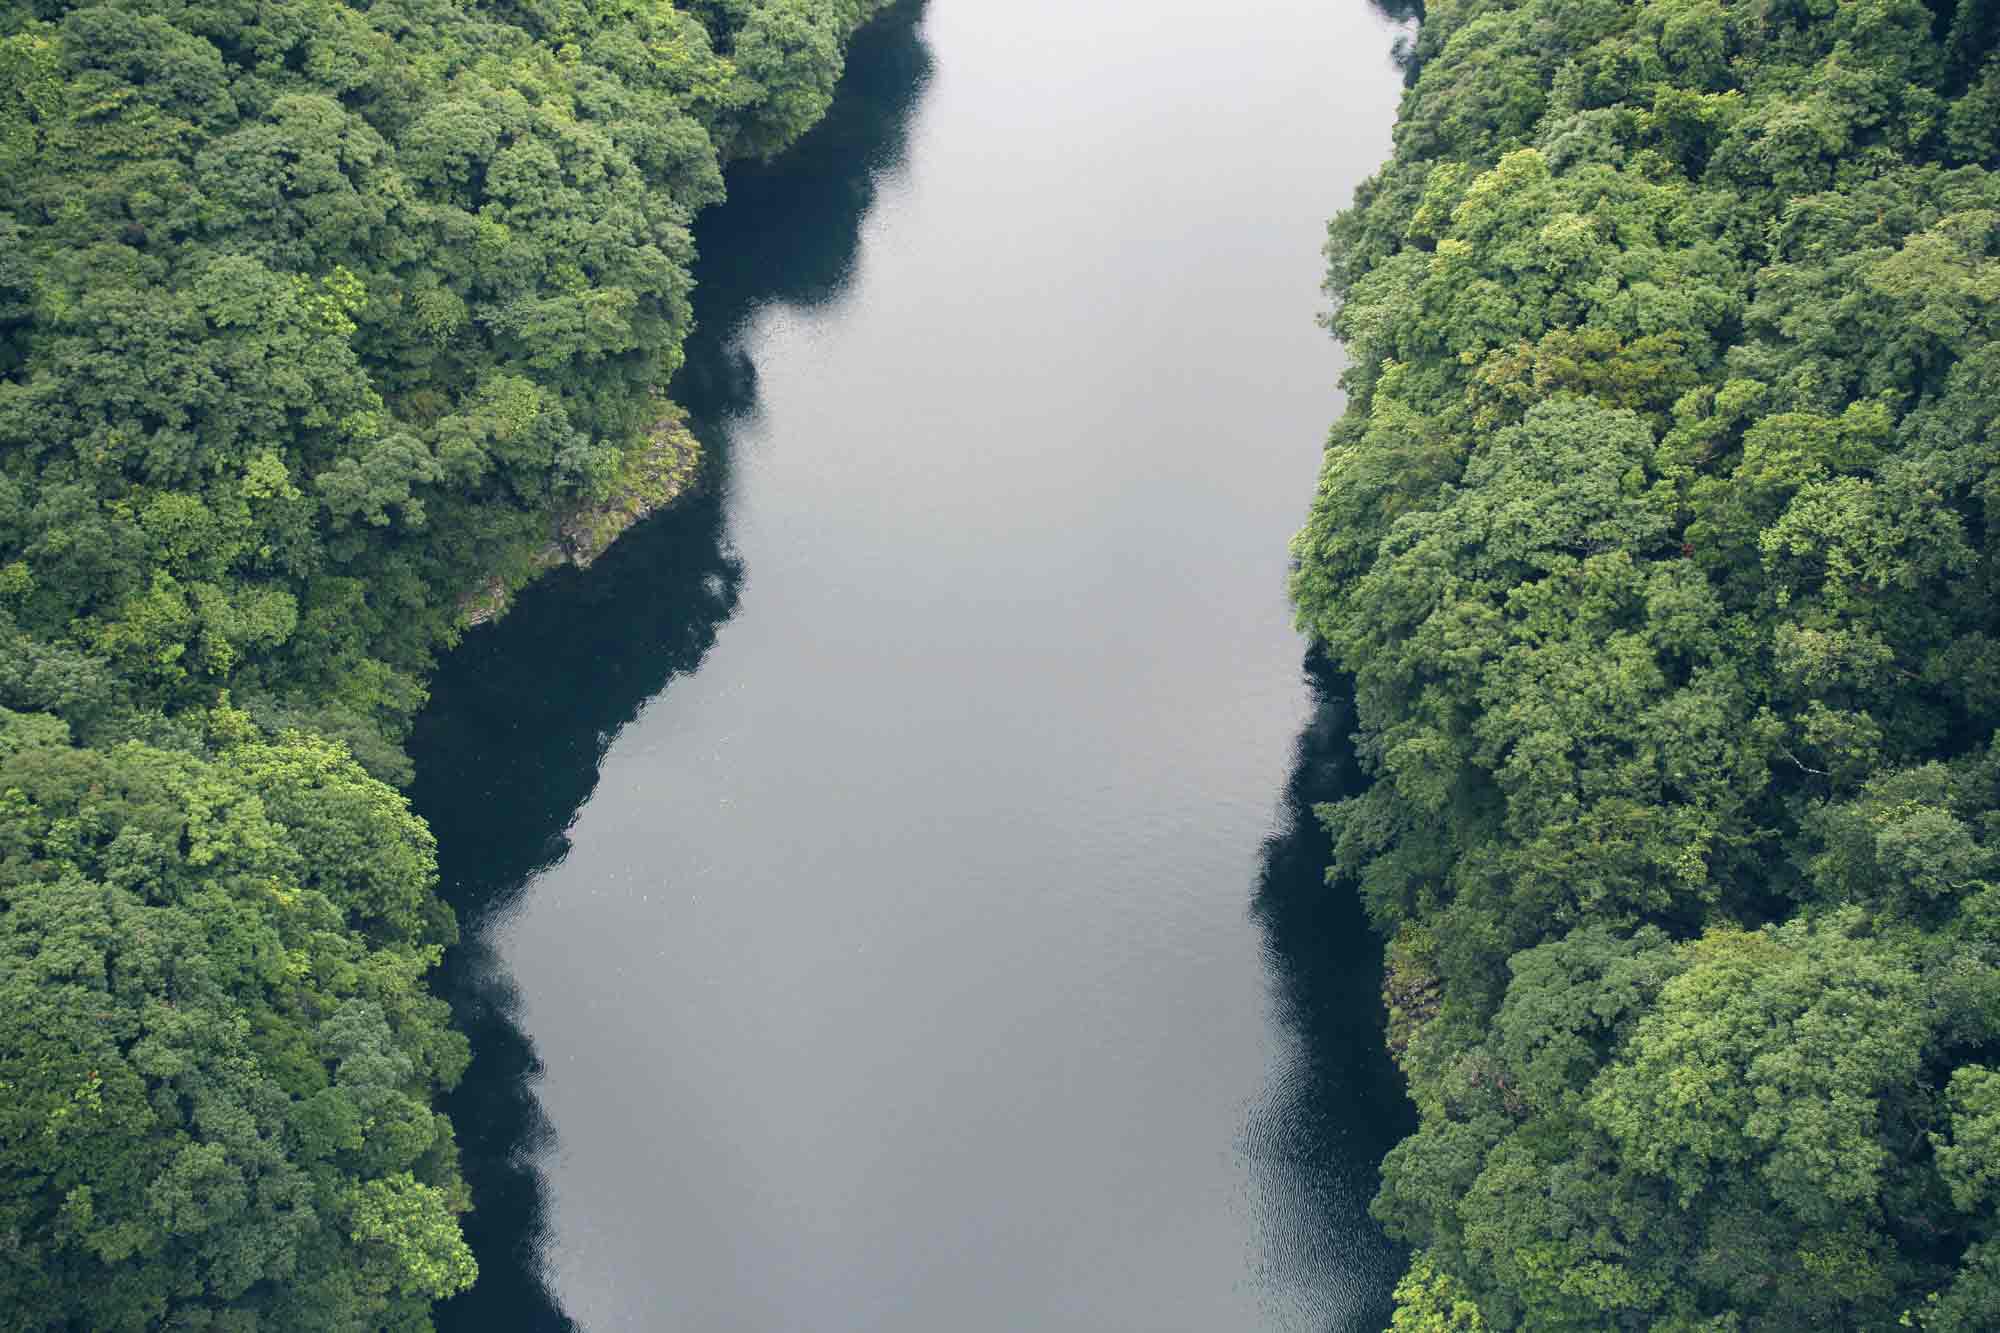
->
411;3;1411;1327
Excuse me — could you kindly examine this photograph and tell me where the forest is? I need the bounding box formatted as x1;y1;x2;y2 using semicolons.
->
0;1;888;1327
1291;0;2000;1327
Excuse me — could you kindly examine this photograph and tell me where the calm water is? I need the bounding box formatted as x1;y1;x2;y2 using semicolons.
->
409;2;1411;1327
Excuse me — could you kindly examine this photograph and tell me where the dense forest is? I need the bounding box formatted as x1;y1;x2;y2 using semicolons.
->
0;1;887;1327
1292;0;2000;1327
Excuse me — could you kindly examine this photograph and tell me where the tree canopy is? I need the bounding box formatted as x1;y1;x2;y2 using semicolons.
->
0;0;890;1325
1295;0;2000;1327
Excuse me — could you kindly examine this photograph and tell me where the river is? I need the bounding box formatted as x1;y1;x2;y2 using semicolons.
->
407;2;1412;1328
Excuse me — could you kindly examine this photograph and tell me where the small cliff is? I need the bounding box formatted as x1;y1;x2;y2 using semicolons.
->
458;412;704;629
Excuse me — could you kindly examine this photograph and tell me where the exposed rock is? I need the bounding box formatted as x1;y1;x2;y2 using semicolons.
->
554;413;703;569
457;574;515;629
1381;926;1442;1071
456;412;702;629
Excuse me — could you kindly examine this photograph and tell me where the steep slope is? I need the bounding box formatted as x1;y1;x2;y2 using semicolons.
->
1294;1;2000;1326
0;2;890;1327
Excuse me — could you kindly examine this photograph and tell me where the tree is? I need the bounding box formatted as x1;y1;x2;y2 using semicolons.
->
1292;1;2000;1326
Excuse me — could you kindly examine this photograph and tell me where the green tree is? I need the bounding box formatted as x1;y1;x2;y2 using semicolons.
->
0;0;896;1323
1292;2;2000;1327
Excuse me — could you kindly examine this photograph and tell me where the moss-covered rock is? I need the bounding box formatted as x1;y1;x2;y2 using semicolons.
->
457;410;703;629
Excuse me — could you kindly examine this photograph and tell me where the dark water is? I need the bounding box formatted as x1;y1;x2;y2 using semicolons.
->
409;2;1410;1328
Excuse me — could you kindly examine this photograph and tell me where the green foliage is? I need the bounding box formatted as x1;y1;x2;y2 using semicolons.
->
348;1174;478;1301
0;0;891;753
0;0;892;1325
1389;1252;1488;1332
0;711;472;1330
1294;2;2000;1328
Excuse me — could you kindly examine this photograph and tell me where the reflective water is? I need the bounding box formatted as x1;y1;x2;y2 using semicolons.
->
409;3;1411;1327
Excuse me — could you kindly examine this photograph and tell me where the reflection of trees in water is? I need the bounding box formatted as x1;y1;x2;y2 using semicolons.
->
410;497;744;1333
1241;12;1433;1316
679;6;935;425
1246;655;1414;1332
1366;0;1426;85
408;8;934;1328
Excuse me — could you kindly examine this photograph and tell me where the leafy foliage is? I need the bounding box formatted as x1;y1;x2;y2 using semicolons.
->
0;705;471;1330
0;0;889;767
1296;0;2000;1326
0;0;890;1325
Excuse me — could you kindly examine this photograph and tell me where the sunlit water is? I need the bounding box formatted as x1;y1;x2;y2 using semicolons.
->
409;3;1411;1328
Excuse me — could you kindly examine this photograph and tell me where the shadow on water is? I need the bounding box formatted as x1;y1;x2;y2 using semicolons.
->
1246;654;1416;1332
1243;10;1427;1324
1364;0;1425;84
407;9;934;1329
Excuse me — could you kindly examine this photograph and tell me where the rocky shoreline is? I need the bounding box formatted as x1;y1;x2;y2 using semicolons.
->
458;411;704;628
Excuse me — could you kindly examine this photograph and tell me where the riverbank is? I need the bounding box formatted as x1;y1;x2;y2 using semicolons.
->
0;3;897;1327
1295;1;2000;1326
458;412;703;628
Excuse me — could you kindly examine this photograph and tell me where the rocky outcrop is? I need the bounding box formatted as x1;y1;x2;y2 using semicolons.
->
458;413;703;629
